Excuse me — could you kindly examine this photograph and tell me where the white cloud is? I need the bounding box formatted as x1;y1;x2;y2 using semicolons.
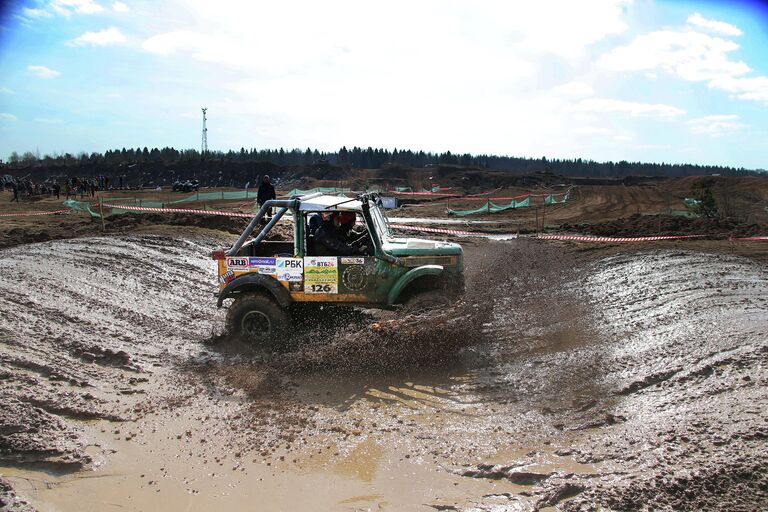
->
51;0;104;17
687;13;742;37
502;0;631;60
574;125;613;136
142;0;631;69
34;117;64;124
597;30;749;81
21;7;52;18
574;98;685;118
688;114;747;136
69;27;127;46
597;24;768;105
552;82;595;98
142;31;202;56
0;88;13;94
707;76;768;103
27;65;61;78
634;144;672;150
0;113;18;121
112;1;129;12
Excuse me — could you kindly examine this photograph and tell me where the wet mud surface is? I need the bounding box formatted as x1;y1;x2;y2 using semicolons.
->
0;234;766;511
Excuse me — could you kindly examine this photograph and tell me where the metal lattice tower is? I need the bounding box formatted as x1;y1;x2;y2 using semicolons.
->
201;107;208;154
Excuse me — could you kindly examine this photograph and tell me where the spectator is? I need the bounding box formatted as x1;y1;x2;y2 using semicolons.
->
257;175;276;220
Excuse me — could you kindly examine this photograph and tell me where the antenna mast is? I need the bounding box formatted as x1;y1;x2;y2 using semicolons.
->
201;107;208;154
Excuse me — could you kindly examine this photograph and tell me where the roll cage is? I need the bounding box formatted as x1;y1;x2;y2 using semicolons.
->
226;193;402;266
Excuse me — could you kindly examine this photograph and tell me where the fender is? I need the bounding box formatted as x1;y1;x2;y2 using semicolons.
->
217;273;292;308
387;265;444;305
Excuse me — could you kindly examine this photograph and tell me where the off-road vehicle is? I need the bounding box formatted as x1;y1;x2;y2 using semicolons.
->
212;192;464;344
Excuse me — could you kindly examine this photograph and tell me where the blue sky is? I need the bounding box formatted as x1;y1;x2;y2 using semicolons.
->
0;0;766;169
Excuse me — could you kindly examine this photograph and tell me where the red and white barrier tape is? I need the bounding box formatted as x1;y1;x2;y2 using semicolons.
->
57;202;768;243
454;194;531;202
0;209;71;217
391;191;462;198
389;223;513;238
537;234;706;242
100;202;254;218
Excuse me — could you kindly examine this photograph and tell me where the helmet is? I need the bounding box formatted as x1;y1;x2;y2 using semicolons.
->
337;211;356;225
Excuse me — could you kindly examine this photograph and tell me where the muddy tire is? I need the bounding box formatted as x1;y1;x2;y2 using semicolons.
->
226;293;289;346
404;290;452;313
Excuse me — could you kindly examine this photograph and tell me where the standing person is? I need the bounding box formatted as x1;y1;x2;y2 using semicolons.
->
10;182;19;202
256;175;276;220
53;183;60;199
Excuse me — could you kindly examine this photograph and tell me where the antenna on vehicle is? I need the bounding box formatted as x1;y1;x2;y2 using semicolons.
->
201;107;208;154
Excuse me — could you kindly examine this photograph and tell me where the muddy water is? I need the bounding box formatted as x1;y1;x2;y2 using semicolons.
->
2;237;767;511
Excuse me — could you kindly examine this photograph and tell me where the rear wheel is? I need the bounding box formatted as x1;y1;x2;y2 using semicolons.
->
226;293;289;346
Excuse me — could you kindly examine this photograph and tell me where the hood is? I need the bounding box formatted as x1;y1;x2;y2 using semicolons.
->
382;237;463;256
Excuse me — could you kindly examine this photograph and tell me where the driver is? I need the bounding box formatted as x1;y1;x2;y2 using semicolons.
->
313;212;370;256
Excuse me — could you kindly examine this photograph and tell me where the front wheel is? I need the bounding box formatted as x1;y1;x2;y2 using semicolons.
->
226;293;289;346
403;290;453;313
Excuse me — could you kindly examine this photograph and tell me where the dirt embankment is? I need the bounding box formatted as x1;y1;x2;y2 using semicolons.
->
457;248;768;511
1;234;766;511
0;236;223;469
0;210;250;249
561;212;764;238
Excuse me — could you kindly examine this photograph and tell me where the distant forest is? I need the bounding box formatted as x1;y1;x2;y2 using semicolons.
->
2;146;763;177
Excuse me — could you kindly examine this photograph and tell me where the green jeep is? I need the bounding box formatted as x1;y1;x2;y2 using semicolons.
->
213;192;464;343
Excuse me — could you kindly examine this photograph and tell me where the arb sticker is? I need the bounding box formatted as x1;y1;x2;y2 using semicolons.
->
226;257;248;270
304;256;338;294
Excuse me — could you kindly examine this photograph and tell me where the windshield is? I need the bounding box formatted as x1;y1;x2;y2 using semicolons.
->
369;203;391;240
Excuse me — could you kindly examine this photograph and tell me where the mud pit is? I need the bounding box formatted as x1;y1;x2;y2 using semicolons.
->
1;234;767;511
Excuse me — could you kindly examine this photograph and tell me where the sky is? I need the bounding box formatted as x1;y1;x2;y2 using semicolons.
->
0;0;766;169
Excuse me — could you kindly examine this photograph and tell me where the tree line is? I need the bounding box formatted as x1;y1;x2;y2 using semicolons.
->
2;146;762;177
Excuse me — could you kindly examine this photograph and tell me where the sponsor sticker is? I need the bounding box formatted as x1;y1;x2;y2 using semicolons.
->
304;256;338;294
226;257;249;271
249;257;276;274
276;257;303;282
340;257;365;265
218;270;235;284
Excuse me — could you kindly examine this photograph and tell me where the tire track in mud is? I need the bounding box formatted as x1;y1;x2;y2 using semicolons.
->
0;235;220;468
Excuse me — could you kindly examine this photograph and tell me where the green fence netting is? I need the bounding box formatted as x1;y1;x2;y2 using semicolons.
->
287;187;352;197
543;190;571;205
63;199;101;218
171;190;257;203
103;197;168;208
447;189;572;216
448;197;531;216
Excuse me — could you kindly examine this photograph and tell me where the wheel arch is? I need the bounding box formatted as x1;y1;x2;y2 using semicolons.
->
387;265;444;305
217;273;292;308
